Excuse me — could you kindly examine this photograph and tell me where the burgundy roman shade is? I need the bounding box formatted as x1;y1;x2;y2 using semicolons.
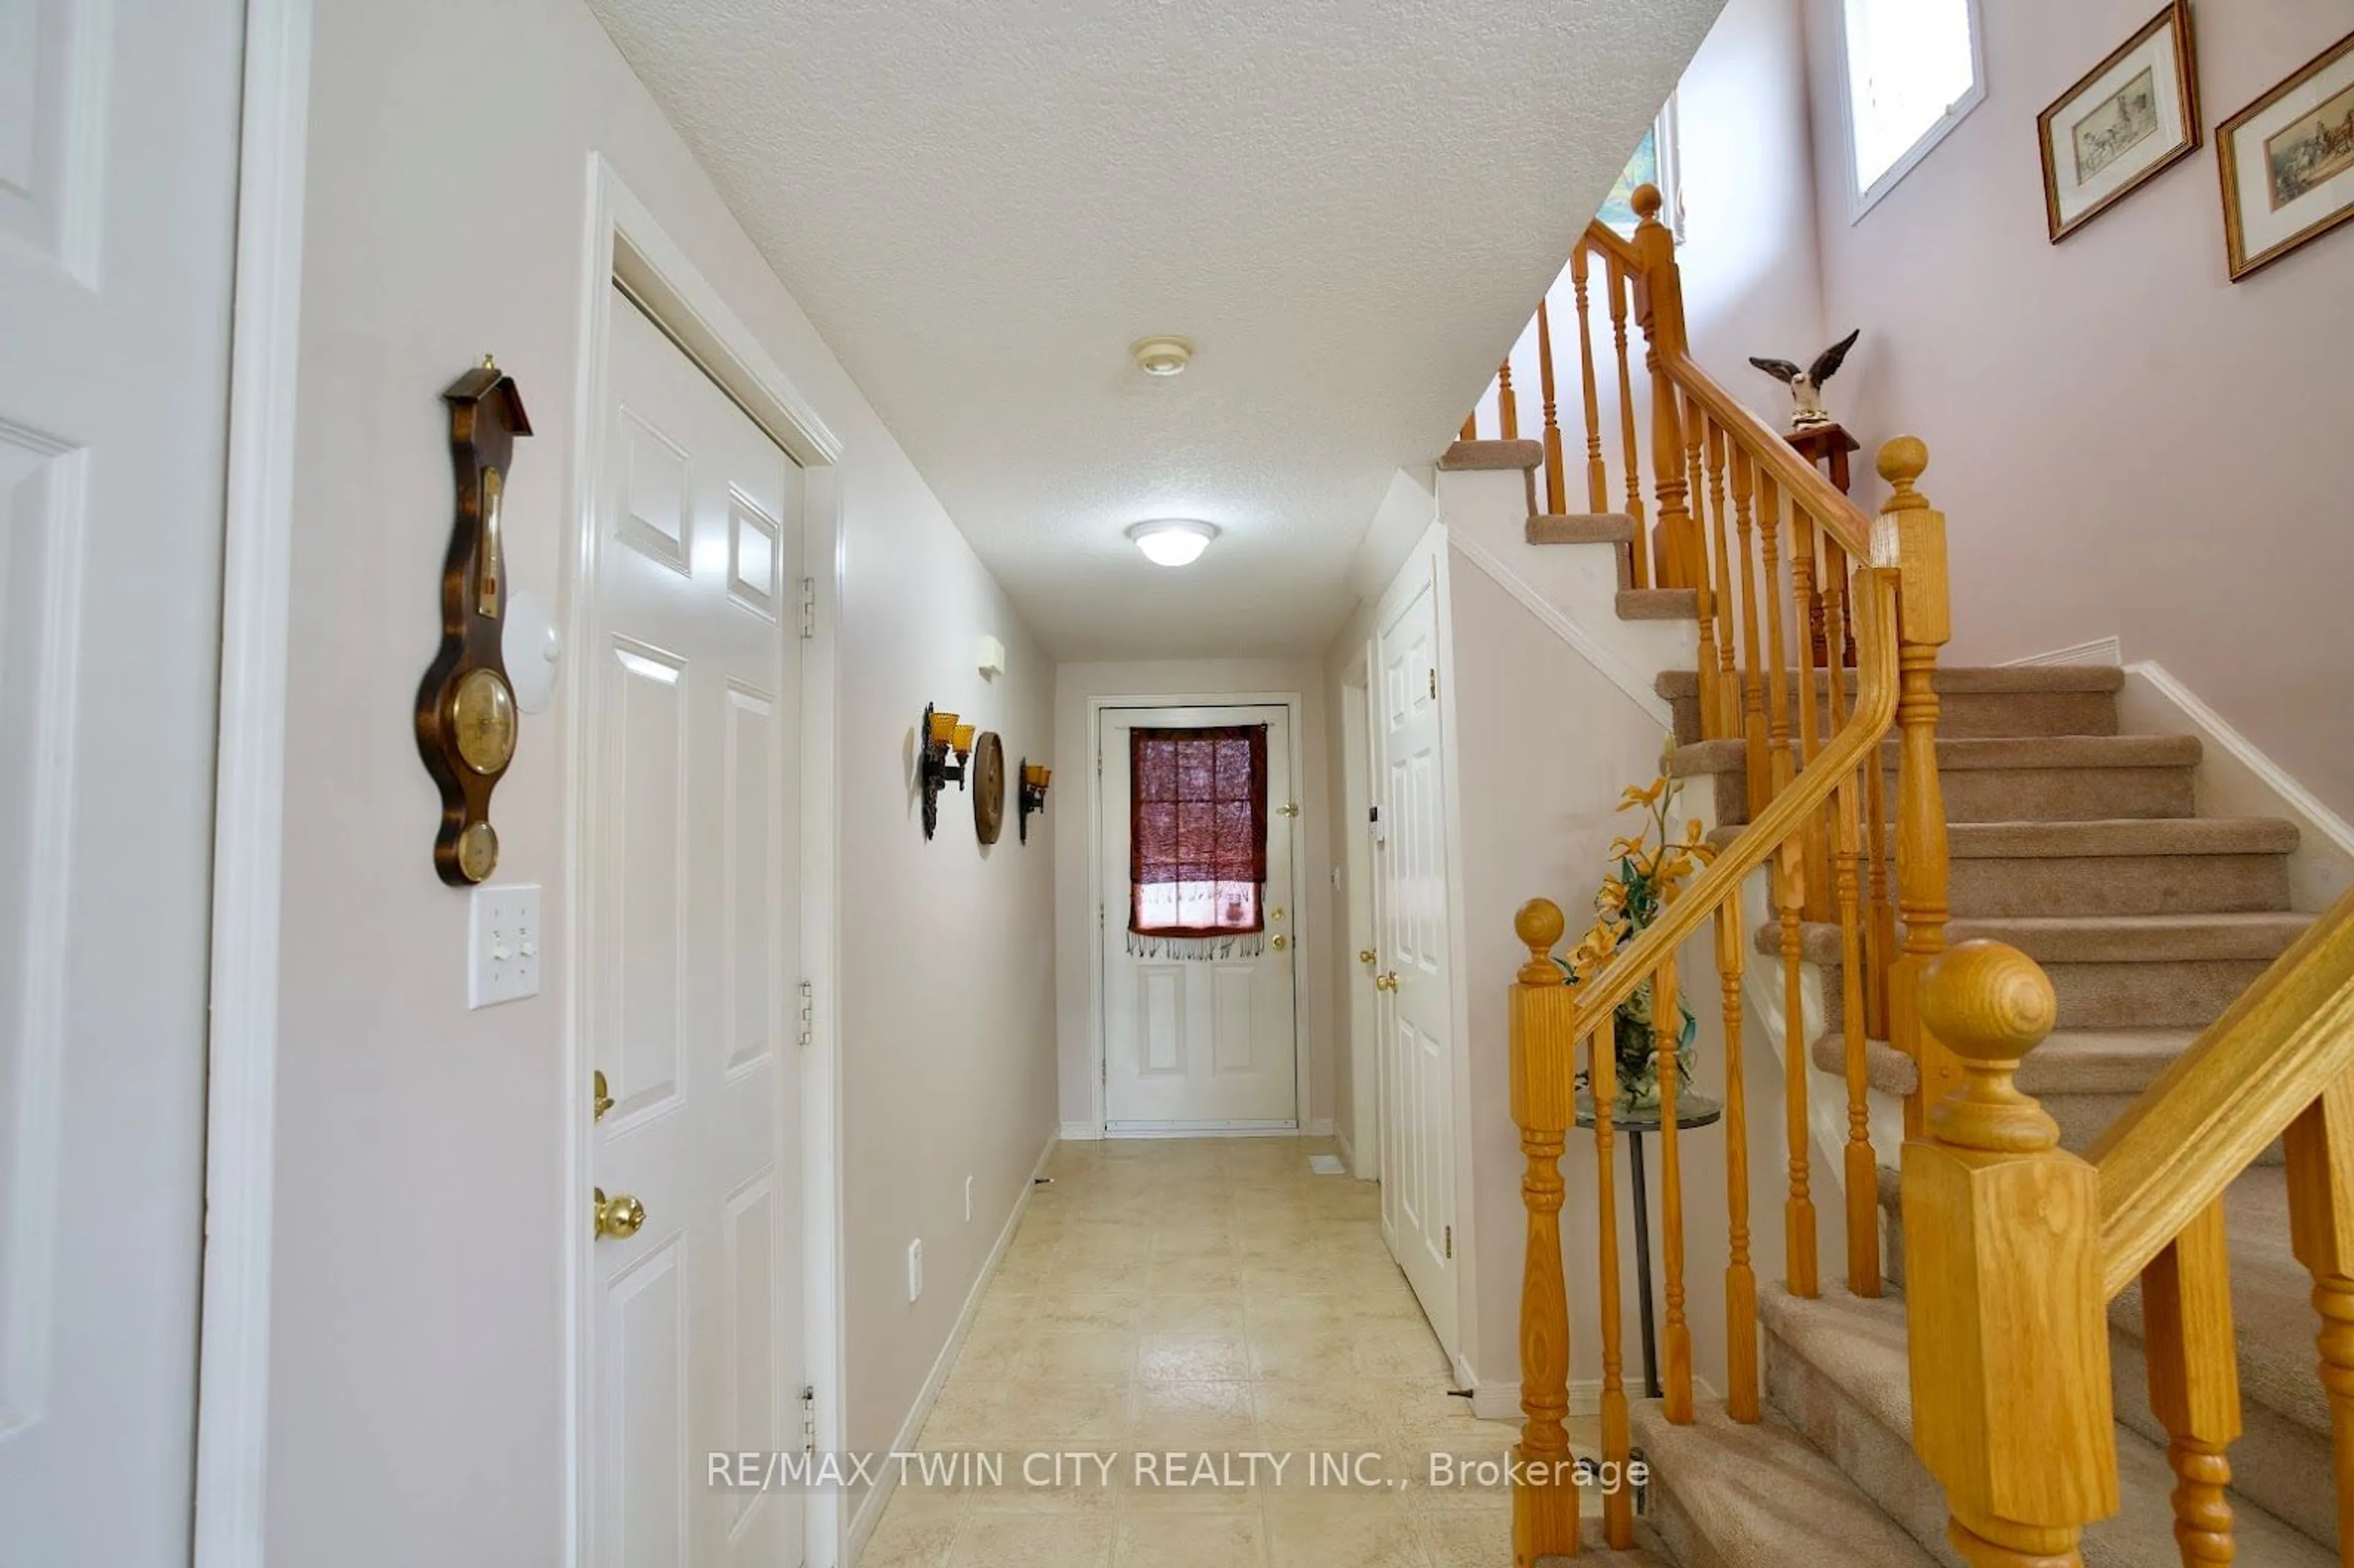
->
1127;724;1270;954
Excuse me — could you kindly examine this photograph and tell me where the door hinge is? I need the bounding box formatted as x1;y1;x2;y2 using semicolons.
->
1428;668;1438;701
799;577;817;640
797;980;814;1049
801;1383;817;1453
1444;1225;1453;1260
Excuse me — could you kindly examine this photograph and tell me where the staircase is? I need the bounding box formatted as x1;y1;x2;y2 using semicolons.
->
1475;183;2354;1568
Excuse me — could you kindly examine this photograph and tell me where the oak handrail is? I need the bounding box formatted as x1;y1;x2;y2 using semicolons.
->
1660;348;1875;563
1578;216;1642;270
2091;885;2354;1297
1566;568;1899;1038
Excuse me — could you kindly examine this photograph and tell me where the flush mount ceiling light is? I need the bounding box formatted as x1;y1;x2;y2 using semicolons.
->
1129;336;1194;377
1126;519;1219;567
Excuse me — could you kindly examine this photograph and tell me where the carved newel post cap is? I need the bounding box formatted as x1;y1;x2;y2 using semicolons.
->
1919;940;2061;1153
1516;898;1566;984
1631;183;1664;223
1876;435;1931;509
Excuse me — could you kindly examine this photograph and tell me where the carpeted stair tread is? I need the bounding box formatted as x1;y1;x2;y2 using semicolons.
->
1761;1287;2335;1566
1527;512;1637;545
1628;1400;1938;1568
1708;816;2292;858
1763;912;2313;967
1674;734;2200;776
1618;588;1699;620
1656;665;2126;699
1438;437;1541;470
1807;1027;2196;1101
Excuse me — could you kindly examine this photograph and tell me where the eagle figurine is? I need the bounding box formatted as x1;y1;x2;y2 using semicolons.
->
1749;329;1861;433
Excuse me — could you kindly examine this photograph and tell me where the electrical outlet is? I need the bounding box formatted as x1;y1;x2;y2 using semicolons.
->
468;883;542;1009
906;1239;924;1303
964;1175;975;1222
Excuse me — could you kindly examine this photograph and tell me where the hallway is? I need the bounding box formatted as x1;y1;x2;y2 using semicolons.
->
858;1137;1542;1567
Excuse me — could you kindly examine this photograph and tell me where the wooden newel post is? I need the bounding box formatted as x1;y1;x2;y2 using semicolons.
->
1631;185;1698;591
1880;436;1960;1135
1904;941;2119;1567
1510;898;1579;1564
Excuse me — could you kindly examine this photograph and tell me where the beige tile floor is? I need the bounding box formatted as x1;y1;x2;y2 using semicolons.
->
858;1136;1598;1568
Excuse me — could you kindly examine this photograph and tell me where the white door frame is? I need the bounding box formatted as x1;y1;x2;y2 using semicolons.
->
194;0;312;1561
1339;649;1379;1181
1084;691;1310;1138
562;156;848;1568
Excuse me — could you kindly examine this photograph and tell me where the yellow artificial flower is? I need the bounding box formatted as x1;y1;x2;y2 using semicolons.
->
1617;775;1670;813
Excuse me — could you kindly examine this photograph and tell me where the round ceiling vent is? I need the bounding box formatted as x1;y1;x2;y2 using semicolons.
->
1129;336;1194;377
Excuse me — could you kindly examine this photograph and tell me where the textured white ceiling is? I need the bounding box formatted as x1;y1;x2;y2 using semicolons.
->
588;0;1723;658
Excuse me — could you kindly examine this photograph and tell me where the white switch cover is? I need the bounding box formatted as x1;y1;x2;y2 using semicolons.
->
906;1239;924;1303
468;883;543;1008
964;1175;975;1222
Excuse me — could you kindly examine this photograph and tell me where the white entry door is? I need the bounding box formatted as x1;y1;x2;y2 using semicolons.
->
1374;566;1459;1351
0;2;243;1560
586;292;805;1567
1099;706;1299;1132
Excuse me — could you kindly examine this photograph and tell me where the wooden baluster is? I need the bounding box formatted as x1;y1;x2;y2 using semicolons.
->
2285;1066;2354;1561
1656;953;1694;1422
1758;473;1794;804
1535;299;1566;518
2143;1197;2240;1566
1825;536;1855;674
1716;900;1760;1420
1592;1022;1636;1548
1908;940;2119;1567
1606;256;1647;588
1461;411;1477;443
1791;512;1831;921
1509;900;1577;1566
1780;828;1816;1299
1570;243;1608;514
1837;764;1880;1298
1632;186;1695;588
1496;358;1519;441
1731;449;1769;814
1705;420;1739;741
1865;734;1897;1041
1684;395;1721;740
1881;438;1961;1134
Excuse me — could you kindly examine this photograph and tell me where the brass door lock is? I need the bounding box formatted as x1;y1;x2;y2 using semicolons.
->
1271;934;1290;951
594;1188;646;1240
592;1069;615;1122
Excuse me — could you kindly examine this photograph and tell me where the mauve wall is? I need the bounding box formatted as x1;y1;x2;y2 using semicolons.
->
1802;0;2354;816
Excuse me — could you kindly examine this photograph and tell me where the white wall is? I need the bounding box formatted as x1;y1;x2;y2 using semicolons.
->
1803;0;2354;818
1051;660;1336;1133
270;0;1054;1558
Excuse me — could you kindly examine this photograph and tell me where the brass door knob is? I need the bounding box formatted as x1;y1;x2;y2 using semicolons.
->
1358;950;1376;965
594;1187;646;1240
1271;934;1290;951
1374;972;1400;992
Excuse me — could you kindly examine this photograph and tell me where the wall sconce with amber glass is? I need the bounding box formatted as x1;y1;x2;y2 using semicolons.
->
1018;760;1052;843
919;704;976;840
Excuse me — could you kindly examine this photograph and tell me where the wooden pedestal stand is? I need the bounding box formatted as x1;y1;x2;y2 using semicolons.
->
1788;422;1861;669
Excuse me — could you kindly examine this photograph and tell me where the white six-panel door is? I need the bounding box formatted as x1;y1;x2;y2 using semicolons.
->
0;1;243;1559
1099;706;1300;1132
1374;568;1459;1353
587;293;805;1568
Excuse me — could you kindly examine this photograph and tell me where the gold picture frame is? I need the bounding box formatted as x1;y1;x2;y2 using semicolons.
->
2038;1;2201;244
2219;27;2354;280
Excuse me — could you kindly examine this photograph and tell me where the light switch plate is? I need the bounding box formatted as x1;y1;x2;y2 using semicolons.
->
468;882;543;1008
907;1239;924;1303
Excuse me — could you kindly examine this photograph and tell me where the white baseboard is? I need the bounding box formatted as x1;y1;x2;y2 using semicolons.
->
1332;1126;1357;1173
2119;659;2354;911
1057;1120;1102;1141
1306;1117;1335;1137
843;1134;1056;1566
2002;634;2122;668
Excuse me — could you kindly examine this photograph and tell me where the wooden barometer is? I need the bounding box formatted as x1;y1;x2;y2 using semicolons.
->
416;356;533;885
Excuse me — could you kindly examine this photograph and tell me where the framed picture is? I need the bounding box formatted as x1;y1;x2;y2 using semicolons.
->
1598;96;1682;242
2038;1;2201;243
2219;28;2354;280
